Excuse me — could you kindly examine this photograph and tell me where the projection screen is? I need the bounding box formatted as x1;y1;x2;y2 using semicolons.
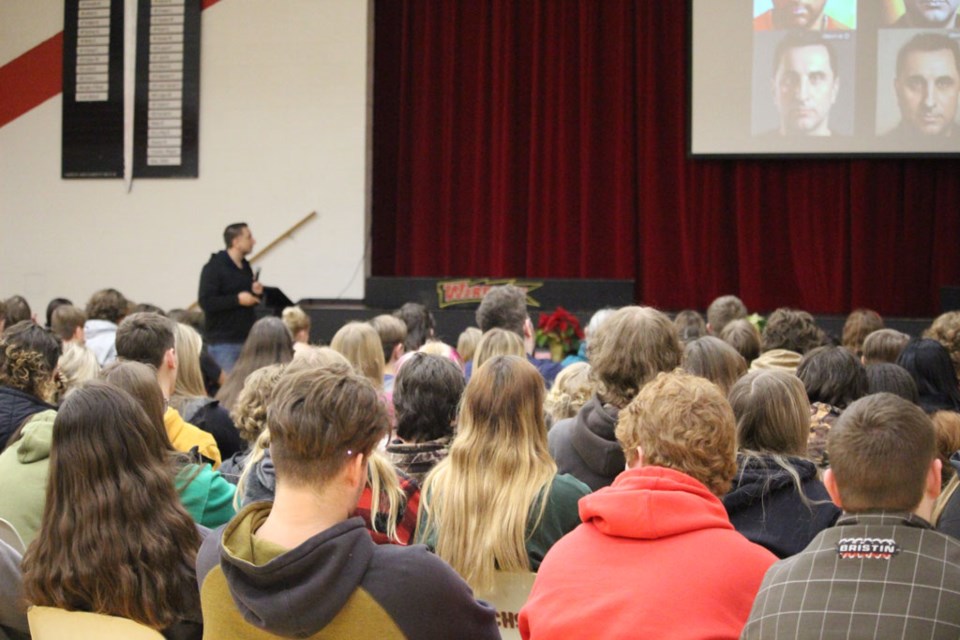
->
690;0;960;156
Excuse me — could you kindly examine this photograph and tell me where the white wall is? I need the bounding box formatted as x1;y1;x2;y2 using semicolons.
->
0;0;370;315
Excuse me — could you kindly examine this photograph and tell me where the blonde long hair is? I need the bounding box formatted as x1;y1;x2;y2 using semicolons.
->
331;322;385;390
418;355;556;592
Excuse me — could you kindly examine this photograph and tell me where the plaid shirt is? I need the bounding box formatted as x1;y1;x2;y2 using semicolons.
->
742;512;960;639
354;469;421;546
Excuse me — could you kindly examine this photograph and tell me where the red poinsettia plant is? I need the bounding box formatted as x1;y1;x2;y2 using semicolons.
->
535;306;584;360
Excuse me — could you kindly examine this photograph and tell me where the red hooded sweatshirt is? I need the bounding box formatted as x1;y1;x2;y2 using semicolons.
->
520;466;776;639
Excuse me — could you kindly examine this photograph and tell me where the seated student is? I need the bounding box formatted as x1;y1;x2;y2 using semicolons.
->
682;335;747;395
1;297;31;328
197;366;499;639
0;409;56;547
520;371;776;640
862;328;911;365
742;393;960;638
752;308;823;373
215;317;294;413
83;288;129;366
549;306;682;491
55;342;100;401
418;356;590;594
387;353;464;483
0;321;60;447
673;309;707;345
331;321;386;392
22;382;204;639
456;326;482;368
240;354;420;545
543;362;593;428
898;338;960;414
219;363;286;484
0;539;28;640
103;361;237;529
473;327;525;370
369;314;407;392
707;294;748;336
50;304;86;345
724;370;840;558
842;309;883;358
797;345;867;467
280;305;312;355
169;322;243;460
720;318;763;365
866;362;919;403
926;311;960;379
115;312;222;467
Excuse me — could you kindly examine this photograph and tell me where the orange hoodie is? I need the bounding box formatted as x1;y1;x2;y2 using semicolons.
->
520;466;776;639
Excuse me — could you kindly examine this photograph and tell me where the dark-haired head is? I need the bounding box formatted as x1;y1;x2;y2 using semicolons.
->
866;363;919;404
897;338;960;413
797;345;867;410
394;353;465;443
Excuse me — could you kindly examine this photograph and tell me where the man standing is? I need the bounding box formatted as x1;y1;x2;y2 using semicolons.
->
754;0;851;31
197;366;499;639
886;33;960;140
742;393;960;638
892;0;960;28
198;223;263;372
770;32;841;136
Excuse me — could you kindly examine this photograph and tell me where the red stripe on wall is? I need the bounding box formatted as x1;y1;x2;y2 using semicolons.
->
0;0;222;129
0;33;63;129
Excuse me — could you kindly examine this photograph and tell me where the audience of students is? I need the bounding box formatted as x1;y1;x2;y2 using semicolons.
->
6;287;960;638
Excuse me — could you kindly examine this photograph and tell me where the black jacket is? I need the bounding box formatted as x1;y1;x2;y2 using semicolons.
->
723;454;841;558
0;386;55;448
548;395;624;491
198;250;256;343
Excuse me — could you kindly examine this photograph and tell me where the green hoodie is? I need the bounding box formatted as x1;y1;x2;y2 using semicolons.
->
0;410;56;546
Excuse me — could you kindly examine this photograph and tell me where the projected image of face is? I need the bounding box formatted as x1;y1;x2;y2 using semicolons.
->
771;0;828;30
902;0;960;28
896;47;960;136
773;44;839;135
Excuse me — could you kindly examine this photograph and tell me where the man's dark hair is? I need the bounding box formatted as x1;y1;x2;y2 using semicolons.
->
866;363;919;404
115;312;175;368
762;308;823;354
797;345;868;410
51;305;87;342
223;223;248;249
897;338;960;412
85;288;130;324
45;298;72;329
772;31;838;77
896;32;960;80
475;285;527;337
3;296;32;327
394;303;435;352
394;353;465;443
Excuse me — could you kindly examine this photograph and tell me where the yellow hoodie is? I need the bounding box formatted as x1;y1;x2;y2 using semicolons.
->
164;407;222;468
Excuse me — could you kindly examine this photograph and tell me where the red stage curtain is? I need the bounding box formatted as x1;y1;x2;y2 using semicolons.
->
371;1;960;316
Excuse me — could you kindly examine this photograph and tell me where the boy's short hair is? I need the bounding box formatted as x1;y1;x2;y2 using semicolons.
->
85;288;130;324
115;312;175;368
369;314;407;362
762;308;823;354
51;305;87;342
267;367;389;486
862;328;911;365
707;295;747;335
615;370;737;498
828;393;936;512
475;285;528;337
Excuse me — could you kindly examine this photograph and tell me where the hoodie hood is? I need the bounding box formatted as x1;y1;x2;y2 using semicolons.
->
722;454;818;511
82;319;117;340
219;503;374;636
14;410;56;464
579;466;733;540
749;348;802;373
570;396;625;478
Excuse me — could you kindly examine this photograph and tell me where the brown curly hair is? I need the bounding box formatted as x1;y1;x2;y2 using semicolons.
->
762;308;823;355
0;321;61;402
